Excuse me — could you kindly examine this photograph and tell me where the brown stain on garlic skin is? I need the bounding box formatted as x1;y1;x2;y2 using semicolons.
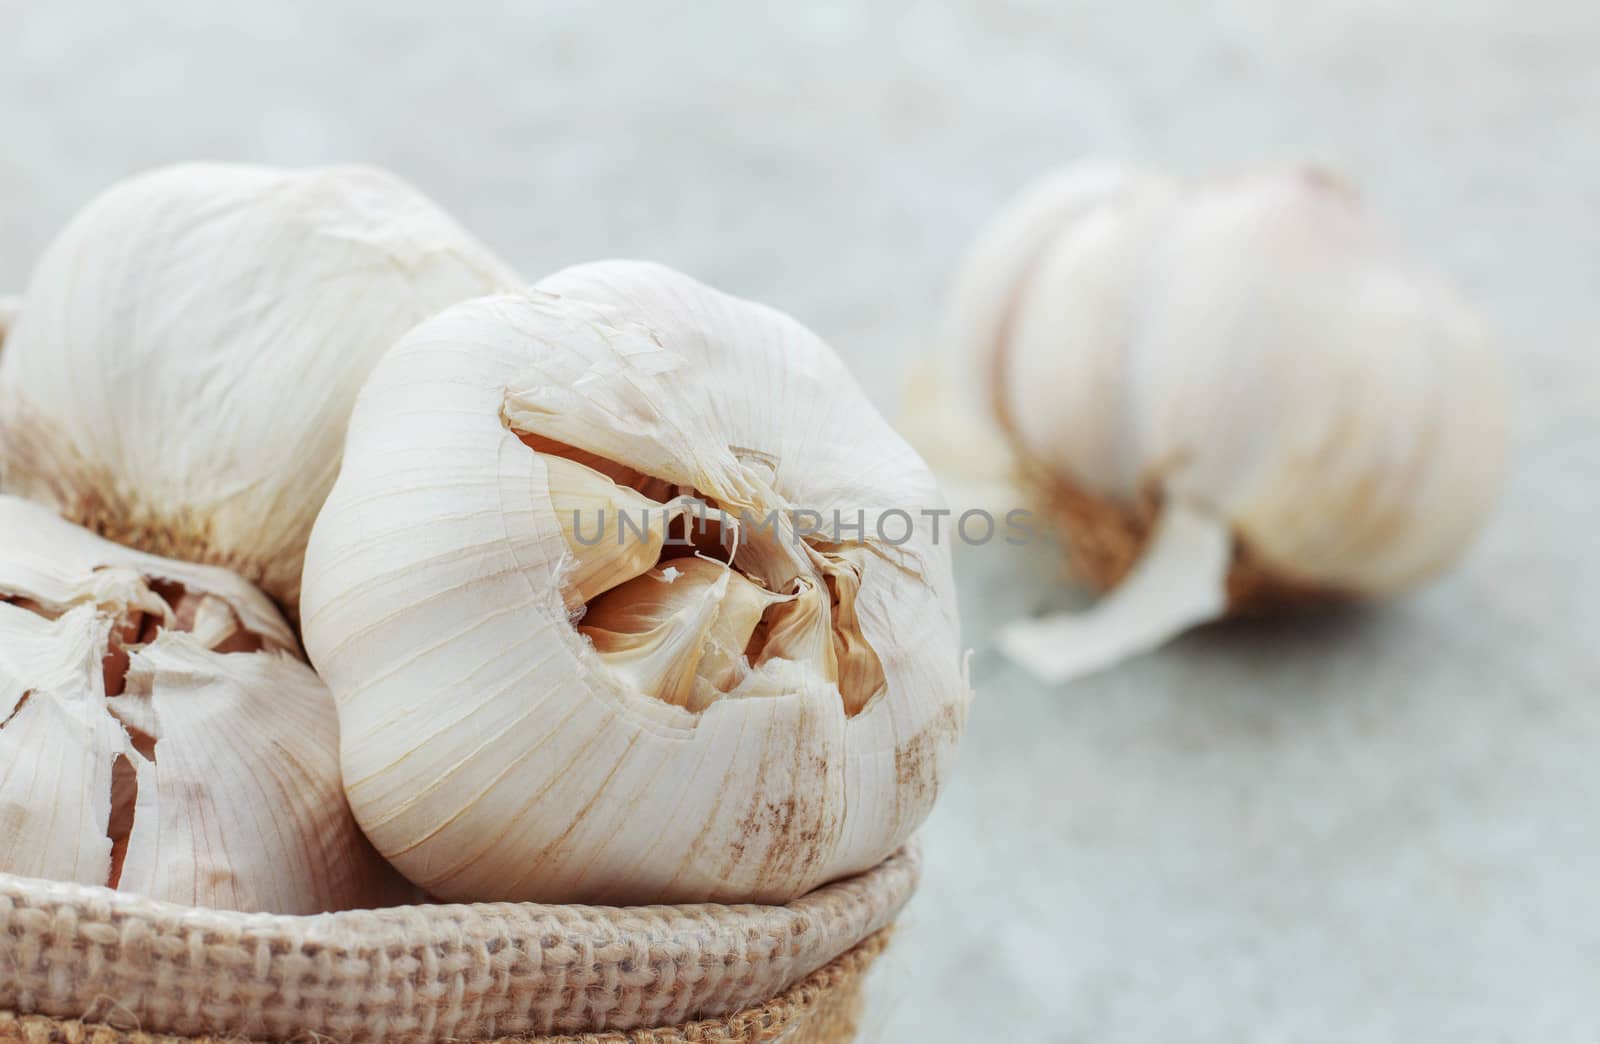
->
702;683;959;902
893;699;964;826
719;719;774;876
732;795;831;897
720;706;841;900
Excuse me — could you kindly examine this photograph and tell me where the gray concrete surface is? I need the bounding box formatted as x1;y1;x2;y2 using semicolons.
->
2;2;1596;1040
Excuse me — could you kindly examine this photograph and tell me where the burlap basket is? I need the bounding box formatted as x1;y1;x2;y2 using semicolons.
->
0;846;917;1043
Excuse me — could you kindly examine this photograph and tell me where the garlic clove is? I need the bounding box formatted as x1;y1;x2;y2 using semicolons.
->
581;558;785;710
997;175;1185;499
0;164;517;611
545;453;685;610
694;562;786;695
0;495;412;913
582;599;708;708
944;161;1168;426
753;576;839;684
175;591;264;654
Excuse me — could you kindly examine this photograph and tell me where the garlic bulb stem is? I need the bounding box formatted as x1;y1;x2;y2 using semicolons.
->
546;453;691;610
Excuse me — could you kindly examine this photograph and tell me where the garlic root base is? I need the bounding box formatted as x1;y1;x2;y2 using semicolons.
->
1000;468;1357;684
1024;459;1353;615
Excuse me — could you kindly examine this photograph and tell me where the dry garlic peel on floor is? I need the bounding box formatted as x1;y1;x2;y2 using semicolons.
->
947;163;1509;681
302;261;971;906
0;495;412;914
0;164;517;611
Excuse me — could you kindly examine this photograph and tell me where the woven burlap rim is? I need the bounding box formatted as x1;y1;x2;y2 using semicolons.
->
0;846;917;1043
0;930;890;1044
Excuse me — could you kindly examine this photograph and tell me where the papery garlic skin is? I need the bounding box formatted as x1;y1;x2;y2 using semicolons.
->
950;162;1509;601
0;495;412;914
302;261;970;906
0;164;517;610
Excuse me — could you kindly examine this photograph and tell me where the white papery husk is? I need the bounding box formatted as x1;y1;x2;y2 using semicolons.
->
941;162;1510;681
302;261;971;906
0;164;517;610
0;495;412;914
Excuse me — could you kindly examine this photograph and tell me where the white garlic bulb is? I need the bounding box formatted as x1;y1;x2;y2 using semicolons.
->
302;260;970;905
0;495;411;913
947;162;1509;680
0;296;17;354
0;164;517;610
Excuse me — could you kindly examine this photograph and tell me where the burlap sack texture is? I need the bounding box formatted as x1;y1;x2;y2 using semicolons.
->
0;846;917;1043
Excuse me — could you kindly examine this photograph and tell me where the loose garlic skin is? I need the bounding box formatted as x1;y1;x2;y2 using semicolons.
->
0;164;517;610
950;162;1509;603
302;261;969;906
0;496;412;914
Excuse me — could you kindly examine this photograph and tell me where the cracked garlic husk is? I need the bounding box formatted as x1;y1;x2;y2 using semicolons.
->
301;260;971;905
0;495;413;913
0;164;517;611
941;162;1509;681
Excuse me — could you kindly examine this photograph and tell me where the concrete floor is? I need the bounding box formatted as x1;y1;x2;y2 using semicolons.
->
2;3;1596;1040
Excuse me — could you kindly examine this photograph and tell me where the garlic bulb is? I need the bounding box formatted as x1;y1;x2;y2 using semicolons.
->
302;260;970;905
0;296;17;354
0;164;517;610
947;162;1509;680
0;495;412;913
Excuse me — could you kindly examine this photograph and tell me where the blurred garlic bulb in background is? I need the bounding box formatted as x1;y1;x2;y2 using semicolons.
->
302;261;970;905
0;164;516;611
0;495;411;913
0;296;17;354
942;161;1509;681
